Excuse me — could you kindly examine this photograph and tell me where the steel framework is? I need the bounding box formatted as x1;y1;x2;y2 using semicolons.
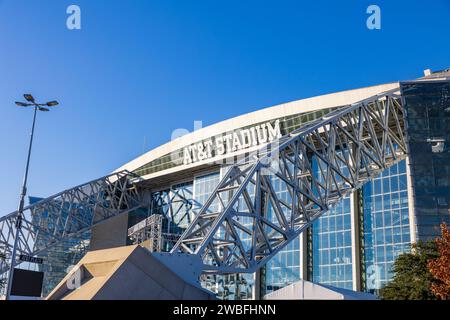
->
171;91;408;274
128;214;182;252
149;185;196;228
0;89;409;286
0;170;143;278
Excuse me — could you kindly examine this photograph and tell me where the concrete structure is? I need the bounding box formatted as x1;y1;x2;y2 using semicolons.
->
46;245;215;300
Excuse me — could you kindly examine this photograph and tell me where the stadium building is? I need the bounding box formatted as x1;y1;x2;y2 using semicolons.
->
1;68;449;299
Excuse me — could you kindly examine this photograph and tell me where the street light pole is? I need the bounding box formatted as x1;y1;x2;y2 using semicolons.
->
5;94;58;300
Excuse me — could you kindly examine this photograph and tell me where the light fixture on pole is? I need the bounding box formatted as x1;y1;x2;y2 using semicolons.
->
5;94;59;300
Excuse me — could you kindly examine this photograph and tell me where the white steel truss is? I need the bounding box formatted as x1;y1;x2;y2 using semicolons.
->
0;171;143;277
171;91;408;274
0;89;409;284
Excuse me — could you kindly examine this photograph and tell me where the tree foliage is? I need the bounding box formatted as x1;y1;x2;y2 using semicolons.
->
428;223;450;300
379;240;439;300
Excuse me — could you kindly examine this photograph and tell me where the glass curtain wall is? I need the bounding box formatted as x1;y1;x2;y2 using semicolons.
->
311;152;353;290
264;175;302;295
362;160;410;293
193;171;255;300
402;81;450;239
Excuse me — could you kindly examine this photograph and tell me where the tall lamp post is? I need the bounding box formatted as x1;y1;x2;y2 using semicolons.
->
5;94;59;300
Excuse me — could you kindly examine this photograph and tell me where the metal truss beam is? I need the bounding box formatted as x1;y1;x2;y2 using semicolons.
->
0;170;144;277
171;91;408;274
0;89;410;286
128;214;181;252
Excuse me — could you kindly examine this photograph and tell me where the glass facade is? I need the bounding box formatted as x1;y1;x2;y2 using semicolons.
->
362;160;410;292
266;81;450;295
262;153;414;295
130;182;195;251
312;196;353;290
264;239;301;294
195;171;255;300
171;182;195;228
134;171;255;300
193;173;220;215
402;81;450;240
29;197;91;297
128;80;450;298
202;273;254;300
311;153;353;290
264;175;302;295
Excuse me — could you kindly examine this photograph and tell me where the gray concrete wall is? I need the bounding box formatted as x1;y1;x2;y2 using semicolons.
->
89;213;129;251
46;245;216;300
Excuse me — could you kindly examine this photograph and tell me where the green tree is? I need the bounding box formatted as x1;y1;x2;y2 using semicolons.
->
380;240;440;300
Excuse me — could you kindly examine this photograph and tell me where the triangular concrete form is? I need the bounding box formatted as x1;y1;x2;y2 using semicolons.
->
46;245;215;300
263;279;377;300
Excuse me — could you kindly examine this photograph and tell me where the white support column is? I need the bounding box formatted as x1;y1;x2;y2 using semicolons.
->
405;156;417;244
300;232;308;280
350;190;361;291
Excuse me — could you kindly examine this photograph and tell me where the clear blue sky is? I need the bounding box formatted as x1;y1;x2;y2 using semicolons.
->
0;0;449;216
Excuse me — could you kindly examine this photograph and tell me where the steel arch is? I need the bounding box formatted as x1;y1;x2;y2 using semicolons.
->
0;90;409;284
171;91;408;274
0;170;144;277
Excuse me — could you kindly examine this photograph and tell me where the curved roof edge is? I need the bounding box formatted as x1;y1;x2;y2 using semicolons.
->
115;81;400;177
